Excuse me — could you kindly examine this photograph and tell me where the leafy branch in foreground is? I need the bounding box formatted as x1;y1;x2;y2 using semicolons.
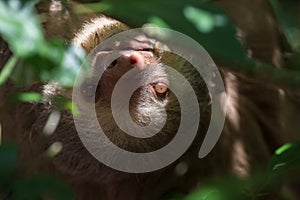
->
0;0;86;87
181;142;300;200
0;144;74;200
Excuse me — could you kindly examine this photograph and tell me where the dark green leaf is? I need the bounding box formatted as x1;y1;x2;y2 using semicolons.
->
13;176;74;200
269;0;300;52
101;0;248;65
0;143;18;187
269;142;300;175
183;177;256;200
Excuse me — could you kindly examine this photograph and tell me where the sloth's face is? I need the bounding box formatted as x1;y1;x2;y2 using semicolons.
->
43;37;208;177
74;35;211;153
78;47;181;153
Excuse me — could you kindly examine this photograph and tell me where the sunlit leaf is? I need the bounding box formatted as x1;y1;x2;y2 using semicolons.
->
184;6;216;33
0;55;18;85
147;16;170;28
0;0;86;87
9;92;43;103
53;44;87;87
0;0;45;57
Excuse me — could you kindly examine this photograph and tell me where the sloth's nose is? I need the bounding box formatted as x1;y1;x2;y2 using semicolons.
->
120;51;146;70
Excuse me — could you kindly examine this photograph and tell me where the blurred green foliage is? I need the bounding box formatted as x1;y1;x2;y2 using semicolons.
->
183;142;300;200
8;92;43;103
101;0;248;65
13;176;74;200
0;0;86;87
0;143;17;189
270;0;300;71
269;142;300;176
270;0;300;52
0;144;74;199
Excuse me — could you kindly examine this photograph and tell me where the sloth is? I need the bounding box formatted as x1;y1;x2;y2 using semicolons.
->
0;4;288;200
26;16;214;199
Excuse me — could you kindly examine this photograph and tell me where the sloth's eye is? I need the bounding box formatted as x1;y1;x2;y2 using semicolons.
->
151;82;169;99
107;59;118;69
142;48;153;52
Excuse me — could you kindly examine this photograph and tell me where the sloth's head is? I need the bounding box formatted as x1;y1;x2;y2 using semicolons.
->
79;46;179;153
35;30;210;179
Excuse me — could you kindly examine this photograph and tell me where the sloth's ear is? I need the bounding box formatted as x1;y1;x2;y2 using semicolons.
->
72;16;129;52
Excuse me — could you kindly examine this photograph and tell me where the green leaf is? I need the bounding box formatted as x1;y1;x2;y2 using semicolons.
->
148;16;170;28
0;143;18;187
184;6;218;33
0;0;45;57
52;44;87;87
269;0;300;52
184;187;223;200
13;176;74;200
275;143;293;155
183;177;255;200
9;92;43;103
0;55;18;85
269;142;300;175
0;0;87;87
